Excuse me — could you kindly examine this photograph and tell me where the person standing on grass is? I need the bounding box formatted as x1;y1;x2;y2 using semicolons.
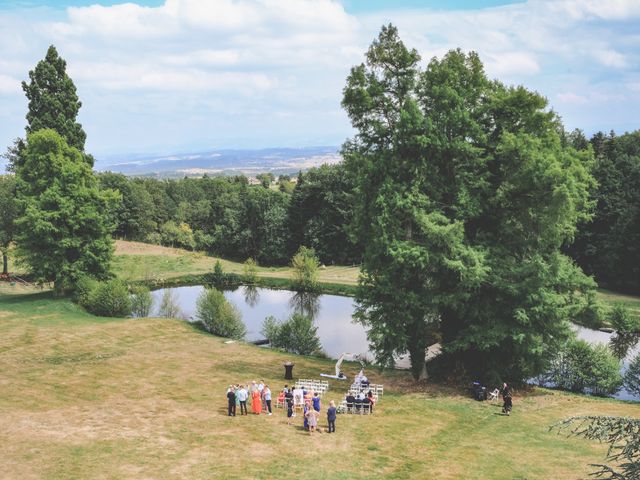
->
237;384;248;415
264;385;272;415
252;385;262;414
285;388;294;424
303;403;310;430
312;392;321;413
327;400;337;433
227;386;236;416
306;406;319;434
502;382;512;416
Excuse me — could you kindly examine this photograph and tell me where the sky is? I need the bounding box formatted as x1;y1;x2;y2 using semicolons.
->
0;0;639;159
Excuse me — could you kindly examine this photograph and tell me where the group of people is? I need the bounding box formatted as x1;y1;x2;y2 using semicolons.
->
226;380;273;416
280;384;337;434
227;382;338;434
344;389;376;413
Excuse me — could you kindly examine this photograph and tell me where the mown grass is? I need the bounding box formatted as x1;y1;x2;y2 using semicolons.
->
597;288;640;323
112;240;359;288
1;283;638;479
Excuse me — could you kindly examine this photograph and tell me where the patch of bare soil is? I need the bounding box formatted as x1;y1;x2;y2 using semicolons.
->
115;240;185;257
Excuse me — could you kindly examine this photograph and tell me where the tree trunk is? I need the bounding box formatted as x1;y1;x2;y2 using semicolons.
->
408;340;427;381
2;253;7;275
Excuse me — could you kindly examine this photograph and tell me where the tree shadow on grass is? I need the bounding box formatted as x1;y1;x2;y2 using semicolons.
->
0;289;54;304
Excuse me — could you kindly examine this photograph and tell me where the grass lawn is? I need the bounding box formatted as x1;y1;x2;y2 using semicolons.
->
112;240;359;286
1;283;638;479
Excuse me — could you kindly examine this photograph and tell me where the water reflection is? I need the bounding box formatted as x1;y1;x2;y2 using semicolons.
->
289;291;320;320
243;285;260;308
610;332;640;360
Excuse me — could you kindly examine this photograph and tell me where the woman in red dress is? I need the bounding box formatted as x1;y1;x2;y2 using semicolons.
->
251;387;262;414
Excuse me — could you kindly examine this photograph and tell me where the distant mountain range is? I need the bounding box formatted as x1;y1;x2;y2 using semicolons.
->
93;146;341;177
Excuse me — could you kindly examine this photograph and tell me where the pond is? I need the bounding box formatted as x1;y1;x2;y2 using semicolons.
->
150;285;371;361
150;285;639;401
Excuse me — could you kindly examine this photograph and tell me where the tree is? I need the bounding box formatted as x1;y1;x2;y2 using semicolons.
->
544;339;622;396
261;313;321;355
291;246;320;292
159;288;182;319
624;352;640;397
22;45;87;154
568;131;640;293
342;25;595;381
196;287;246;339
288;164;360;264
130;284;153;317
552;416;640;479
256;172;275;188
14;129;116;294
243;258;258;285
0;175;17;275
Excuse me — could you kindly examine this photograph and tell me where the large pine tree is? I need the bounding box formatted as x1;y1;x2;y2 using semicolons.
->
343;25;596;382
22;45;88;155
14;129;115;294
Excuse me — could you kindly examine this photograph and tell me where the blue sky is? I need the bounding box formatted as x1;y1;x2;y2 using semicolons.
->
0;0;639;159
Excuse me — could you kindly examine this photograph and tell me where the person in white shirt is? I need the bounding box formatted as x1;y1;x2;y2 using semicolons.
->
237;385;249;415
263;385;272;415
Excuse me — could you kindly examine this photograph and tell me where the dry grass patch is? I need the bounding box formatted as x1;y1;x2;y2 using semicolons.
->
1;290;638;479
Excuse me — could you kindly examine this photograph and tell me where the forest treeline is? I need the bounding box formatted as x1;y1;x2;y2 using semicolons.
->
90;127;639;294
96;164;362;266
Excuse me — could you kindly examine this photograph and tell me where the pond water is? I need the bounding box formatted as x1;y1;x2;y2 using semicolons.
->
150;285;639;401
150;285;372;361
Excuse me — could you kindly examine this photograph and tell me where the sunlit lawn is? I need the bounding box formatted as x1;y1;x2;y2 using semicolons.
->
1;283;638;479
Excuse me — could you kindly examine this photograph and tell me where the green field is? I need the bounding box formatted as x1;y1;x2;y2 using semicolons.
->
112;240;359;288
1;283;638;479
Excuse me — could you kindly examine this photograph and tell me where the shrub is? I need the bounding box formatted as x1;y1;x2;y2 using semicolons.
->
545;339;623;396
89;279;132;317
145;232;162;246
73;275;98;309
609;305;638;333
196;287;246;339
130;284;153;317
208;260;239;288
291;246;320;291
158;288;182;319
243;258;258;285
261;313;321;355
624;352;640;397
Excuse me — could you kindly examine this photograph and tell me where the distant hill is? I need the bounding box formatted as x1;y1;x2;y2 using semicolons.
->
93;146;341;177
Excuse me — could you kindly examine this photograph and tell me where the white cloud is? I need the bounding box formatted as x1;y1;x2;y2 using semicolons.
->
557;92;588;104
0;0;639;155
593;49;627;68
0;74;21;94
484;52;540;77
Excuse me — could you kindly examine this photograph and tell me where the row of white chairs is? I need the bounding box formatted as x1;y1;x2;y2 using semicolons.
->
295;379;329;394
338;398;374;415
348;383;384;396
